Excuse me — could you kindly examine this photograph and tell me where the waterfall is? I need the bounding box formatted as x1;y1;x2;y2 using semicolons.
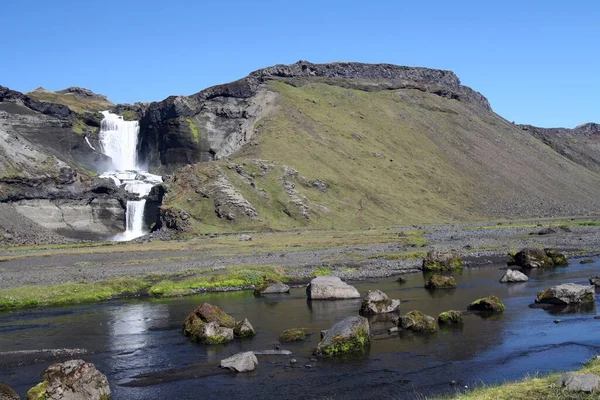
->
98;112;162;241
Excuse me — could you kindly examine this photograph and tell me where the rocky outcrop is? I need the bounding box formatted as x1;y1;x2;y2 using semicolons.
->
535;283;595;305
509;248;568;268
467;295;505;313
183;303;236;344
499;269;529;283
220;352;258;373
424;275;457;289
315;316;370;356
26;359;110;400
279;328;311;342
422;251;463;272
306;276;361;300
397;310;437;333
359;290;400;314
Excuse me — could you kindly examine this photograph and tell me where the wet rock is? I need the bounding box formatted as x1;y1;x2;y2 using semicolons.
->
589;276;600;287
290;359;297;364
183;303;236;343
306;276;360;300
0;383;19;400
395;276;407;284
558;373;600;392
253;350;292;355
499;269;529;283
279;328;311;342
26;359;110;400
438;310;463;325
320;330;328;339
535;283;595;305
424;275;457;289
316;316;370;356
220;352;258;372
422;251;462;272
388;327;399;334
581;258;595;264
359;290;400;315
467;295;505;313
509;248;568;268
397;310;437;333
234;318;256;337
256;282;290;294
239;234;252;241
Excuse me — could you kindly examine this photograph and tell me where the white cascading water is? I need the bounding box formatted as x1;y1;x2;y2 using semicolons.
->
98;111;162;241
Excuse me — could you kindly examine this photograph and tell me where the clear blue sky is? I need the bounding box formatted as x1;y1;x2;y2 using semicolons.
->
2;0;598;128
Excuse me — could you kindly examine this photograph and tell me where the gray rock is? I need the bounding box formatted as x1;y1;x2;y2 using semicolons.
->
259;282;290;294
320;330;328;339
558;372;600;392
306;276;360;300
26;359;110;400
234;318;256;337
220;352;258;372
316;316;370;355
201;322;234;344
499;269;529;283
253;350;292;356
589;276;600;286
0;383;19;400
536;283;595;305
359;290;400;314
239;234;252;241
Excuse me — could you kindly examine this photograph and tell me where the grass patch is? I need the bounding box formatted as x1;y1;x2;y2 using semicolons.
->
186;117;200;142
312;267;332;277
444;356;600;399
368;250;427;261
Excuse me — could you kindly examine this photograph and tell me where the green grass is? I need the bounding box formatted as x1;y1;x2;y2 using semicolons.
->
443;356;600;400
369;250;428;261
312;267;332;277
186;117;200;142
27;90;113;113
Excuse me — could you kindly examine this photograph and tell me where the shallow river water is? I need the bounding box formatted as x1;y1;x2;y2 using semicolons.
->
2;259;600;399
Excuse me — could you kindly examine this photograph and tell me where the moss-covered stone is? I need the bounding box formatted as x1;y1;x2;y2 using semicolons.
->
279;328;311;342
438;310;463;325
535;283;595;305
183;303;236;342
544;248;568;266
316;316;370;356
26;381;47;400
425;275;457;289
397;310;437;333
467;295;505;313
422;251;463;272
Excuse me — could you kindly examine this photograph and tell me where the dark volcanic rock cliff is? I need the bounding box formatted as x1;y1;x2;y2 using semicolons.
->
138;61;491;173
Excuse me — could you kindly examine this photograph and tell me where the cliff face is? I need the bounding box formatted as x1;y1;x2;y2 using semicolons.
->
138;61;491;173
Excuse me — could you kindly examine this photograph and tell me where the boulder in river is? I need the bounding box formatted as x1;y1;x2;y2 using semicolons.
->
397;310;437;333
26;359;110;400
438;310;463;325
315;316;370;356
424;275;457;289
199;322;234;344
581;258;595;265
183;303;236;343
255;282;290;295
422;251;463;272
306;276;360;300
0;383;19;400
220;352;258;372
499;269;529;283
279;328;312;342
234;318;256;338
359;290;400;315
509;248;568;268
589;276;600;287
535;283;595;305
558;372;600;392
467;295;505;313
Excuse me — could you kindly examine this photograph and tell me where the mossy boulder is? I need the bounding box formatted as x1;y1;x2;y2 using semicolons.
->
359;289;401;315
438;310;463;325
425;275;457;289
183;303;236;343
422;251;463;272
535;283;595;305
467;295;505;313
255;281;290;295
316;316;370;356
509;248;568;268
234;318;256;337
26;359;110;400
397;310;437;333
279;328;312;342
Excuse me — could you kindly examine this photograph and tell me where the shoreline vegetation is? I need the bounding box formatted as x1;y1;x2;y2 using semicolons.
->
443;356;600;400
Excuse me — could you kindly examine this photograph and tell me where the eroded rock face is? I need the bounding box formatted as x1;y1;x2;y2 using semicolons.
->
422;251;462;272
359;290;400;314
467;295;505;313
316;316;370;356
306;276;361;300
397;310;437;333
26;359;110;400
499;269;529;283
535;283;595;305
220;352;258;373
558;373;600;392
